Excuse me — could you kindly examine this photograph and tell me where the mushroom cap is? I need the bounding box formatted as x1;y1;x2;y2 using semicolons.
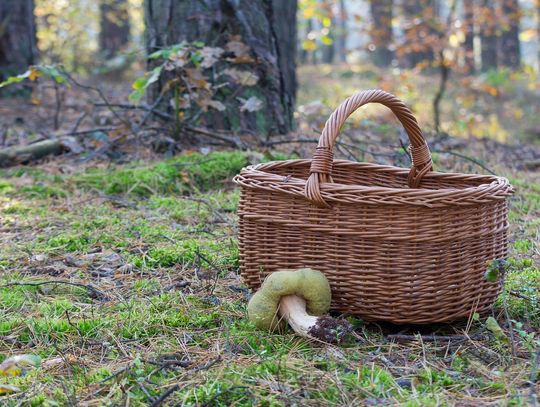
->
247;268;332;330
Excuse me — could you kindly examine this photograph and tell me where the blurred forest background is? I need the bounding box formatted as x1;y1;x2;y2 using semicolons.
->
0;0;539;156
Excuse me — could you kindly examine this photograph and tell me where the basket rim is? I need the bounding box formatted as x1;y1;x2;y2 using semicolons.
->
233;159;514;207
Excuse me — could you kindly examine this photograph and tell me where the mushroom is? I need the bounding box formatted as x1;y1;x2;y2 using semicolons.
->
247;268;352;343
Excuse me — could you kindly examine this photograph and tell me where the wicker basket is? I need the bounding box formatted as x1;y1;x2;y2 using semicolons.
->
234;89;514;324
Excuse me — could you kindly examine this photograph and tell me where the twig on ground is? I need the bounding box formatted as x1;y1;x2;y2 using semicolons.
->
61;69;129;127
149;384;180;407
149;357;221;407
186;126;242;148
387;334;481;343
436;149;496;175
70;112;89;134
56;127;120;137
509;290;537;302
99;364;133;383
0;280;108;301
180;196;235;227
530;348;540;407
502;292;517;357
93;102;173;121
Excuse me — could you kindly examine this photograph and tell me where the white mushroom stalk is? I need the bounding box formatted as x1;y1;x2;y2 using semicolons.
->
278;295;318;336
247;268;351;343
279;294;351;343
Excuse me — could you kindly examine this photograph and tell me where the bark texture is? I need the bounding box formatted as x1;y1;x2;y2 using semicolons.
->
499;0;520;68
480;0;498;71
0;0;37;81
99;0;131;58
336;0;347;62
369;0;393;67
144;0;297;137
463;0;475;73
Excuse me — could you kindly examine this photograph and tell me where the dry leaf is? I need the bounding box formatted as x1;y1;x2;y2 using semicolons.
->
207;100;226;111
185;68;209;89
0;354;41;377
225;40;250;58
238;96;263;112
200;47;224;68
223;68;258;86
169;48;189;68
0;384;20;395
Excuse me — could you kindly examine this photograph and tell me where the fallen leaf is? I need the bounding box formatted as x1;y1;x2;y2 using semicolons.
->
0;384;20;395
28;67;41;81
485;317;510;345
207;100;226;111
200;47;224;68
0;354;41;377
238;96;263;112
223;68;259;86
225;40;250;58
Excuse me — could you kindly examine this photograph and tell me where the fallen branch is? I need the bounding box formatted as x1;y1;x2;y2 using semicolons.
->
387;333;480;343
436;149;496;175
93;102;173;121
185;126;243;148
0;280;108;300
0;139;63;167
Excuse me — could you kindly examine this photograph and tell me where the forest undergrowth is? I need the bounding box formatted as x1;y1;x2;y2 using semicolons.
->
0;64;539;405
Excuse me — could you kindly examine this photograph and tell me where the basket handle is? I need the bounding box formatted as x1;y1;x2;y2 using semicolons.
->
305;89;433;207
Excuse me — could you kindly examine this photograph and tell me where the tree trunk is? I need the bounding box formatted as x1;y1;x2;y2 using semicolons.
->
321;17;335;64
479;0;498;71
99;0;131;58
0;0;37;82
336;0;347;62
402;0;435;69
144;0;297;138
463;0;475;73
499;0;520;68
369;0;393;67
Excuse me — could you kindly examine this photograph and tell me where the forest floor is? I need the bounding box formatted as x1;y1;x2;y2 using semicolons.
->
0;64;539;406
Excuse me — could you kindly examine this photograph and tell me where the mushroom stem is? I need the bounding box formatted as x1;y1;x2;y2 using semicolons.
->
278;295;318;336
278;295;352;343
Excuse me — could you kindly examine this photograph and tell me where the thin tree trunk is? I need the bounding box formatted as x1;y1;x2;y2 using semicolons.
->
500;0;520;68
99;0;131;58
144;0;297;138
0;0;37;83
337;0;347;62
300;18;313;65
480;0;498;71
463;0;475;73
369;0;393;67
321;17;335;64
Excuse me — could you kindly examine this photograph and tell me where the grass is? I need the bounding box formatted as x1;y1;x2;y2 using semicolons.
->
0;66;539;404
0;147;538;406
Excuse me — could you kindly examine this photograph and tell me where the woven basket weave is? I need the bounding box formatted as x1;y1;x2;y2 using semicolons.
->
234;90;514;324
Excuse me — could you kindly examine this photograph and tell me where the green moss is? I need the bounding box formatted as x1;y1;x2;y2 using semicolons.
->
20;184;66;198
72;151;247;197
1;201;32;214
513;239;532;253
46;233;93;252
0;180;14;194
499;257;540;325
38;299;78;318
